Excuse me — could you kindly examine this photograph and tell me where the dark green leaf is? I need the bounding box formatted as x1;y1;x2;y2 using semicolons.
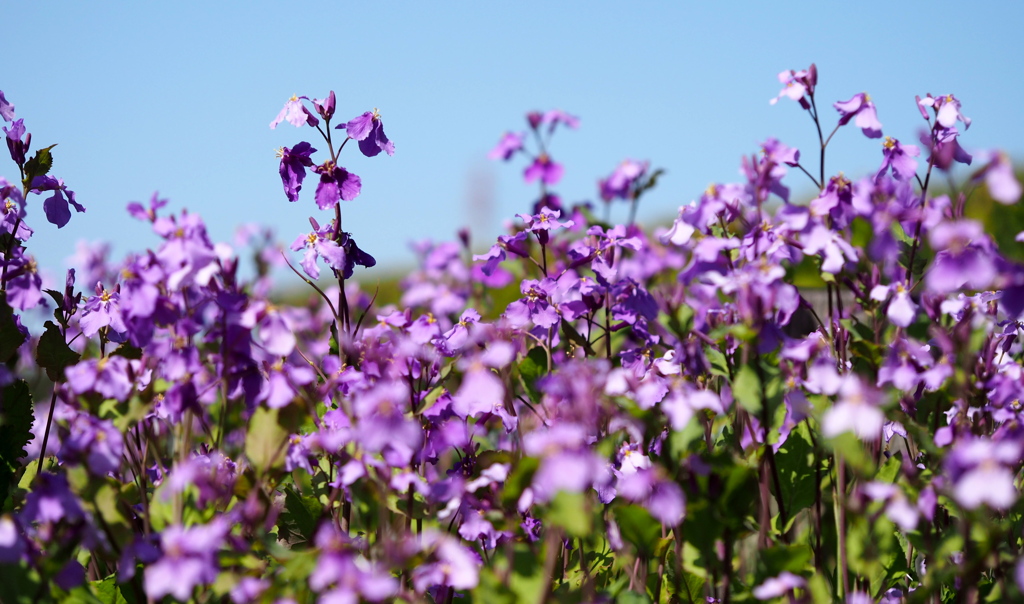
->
0;293;26;365
614;504;661;557
773;422;817;524
277;485;320;547
22;144;57;188
0;379;33;506
111;343;143;360
36;321;79;382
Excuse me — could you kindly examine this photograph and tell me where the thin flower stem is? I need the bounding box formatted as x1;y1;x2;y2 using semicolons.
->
35;386;59;478
795;163;822;190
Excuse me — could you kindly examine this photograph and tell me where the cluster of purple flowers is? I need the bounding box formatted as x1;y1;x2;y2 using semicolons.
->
2;65;1024;604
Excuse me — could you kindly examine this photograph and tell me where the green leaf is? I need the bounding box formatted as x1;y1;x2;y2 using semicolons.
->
732;364;762;415
773;422;818;525
614;504;661;557
828;432;875;476
759;543;813;577
278;485;320;546
43;289;65;314
615;591;652;604
0;293;27;365
706;347;730;379
22;144;57;188
88;574;128;604
472;567;518;604
111;343;143;360
548;490;591;537
0;562;41;604
502;457;539;509
0;379;33;505
876;451;902;483
36;321;80;382
244;406;291;474
518;346;549;402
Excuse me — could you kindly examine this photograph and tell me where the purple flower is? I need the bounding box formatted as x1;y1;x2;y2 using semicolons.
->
3;118;28;165
312;91;336;121
270;95;318;129
760;138;800;167
870;282;917;328
505;278;560;329
313;161;362;209
538;109;580;133
65;355;134;401
524;153;564;185
343;109;395;157
0;90;14;122
925;220;997;294
822;376;885;440
802;225;859;274
918;93;971;130
946;438;1020;509
126;191;169;223
412;531;481;592
753;571;806;600
834;92;883;138
290;217;346;280
79;282;127;337
144;519;229;601
876;137;919;183
31;175;85;228
770;65;816;107
974;151;1021;204
600;159;649;201
0;514;26;563
277;141;317;202
488;132;524;160
60;413;123;476
517;207;574;233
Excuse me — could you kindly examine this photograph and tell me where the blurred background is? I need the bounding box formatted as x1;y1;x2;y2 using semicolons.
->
4;2;1024;290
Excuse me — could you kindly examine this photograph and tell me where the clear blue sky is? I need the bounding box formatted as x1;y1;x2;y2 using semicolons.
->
5;2;1024;287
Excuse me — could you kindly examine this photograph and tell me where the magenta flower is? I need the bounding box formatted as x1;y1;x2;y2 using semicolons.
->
834;92;883;138
875;137;919;183
488;131;524;160
524;153;564;185
277;141;317;202
270;94;318;129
